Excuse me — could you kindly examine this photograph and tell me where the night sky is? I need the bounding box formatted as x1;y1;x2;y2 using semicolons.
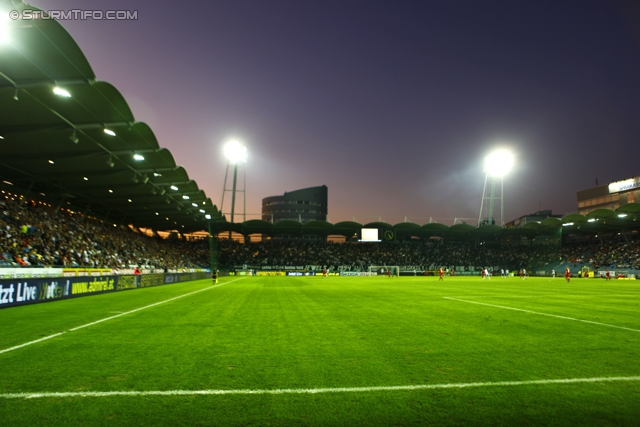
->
28;0;640;225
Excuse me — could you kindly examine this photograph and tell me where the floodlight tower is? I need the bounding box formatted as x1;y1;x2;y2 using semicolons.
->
220;140;247;236
477;149;514;227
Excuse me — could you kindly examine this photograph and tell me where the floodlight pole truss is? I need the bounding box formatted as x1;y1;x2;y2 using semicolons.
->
220;161;246;230
477;173;505;227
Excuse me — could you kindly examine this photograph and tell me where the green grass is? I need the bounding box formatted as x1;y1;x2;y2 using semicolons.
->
1;275;640;426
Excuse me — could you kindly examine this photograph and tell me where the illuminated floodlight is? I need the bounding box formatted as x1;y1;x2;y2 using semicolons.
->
103;128;116;136
588;218;596;222
182;195;189;200
223;139;248;164
53;87;71;97
618;214;628;218
191;203;198;207
484;149;514;177
478;147;515;226
205;214;212;220
170;185;178;191
199;209;205;213
133;154;145;161
562;222;574;226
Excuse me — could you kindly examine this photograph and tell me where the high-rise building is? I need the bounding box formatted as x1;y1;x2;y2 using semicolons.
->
262;185;327;223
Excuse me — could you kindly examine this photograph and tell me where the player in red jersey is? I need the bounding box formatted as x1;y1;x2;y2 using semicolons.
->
605;269;610;281
322;267;327;278
386;268;391;278
565;266;571;282
439;267;444;281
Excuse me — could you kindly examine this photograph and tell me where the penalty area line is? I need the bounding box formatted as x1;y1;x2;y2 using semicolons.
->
0;278;245;356
1;376;640;399
443;297;640;333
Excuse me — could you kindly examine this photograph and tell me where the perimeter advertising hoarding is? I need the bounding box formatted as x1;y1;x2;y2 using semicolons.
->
0;273;211;308
0;276;113;308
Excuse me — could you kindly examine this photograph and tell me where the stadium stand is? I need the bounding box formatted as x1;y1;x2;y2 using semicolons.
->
2;193;639;277
0;195;208;270
218;238;640;277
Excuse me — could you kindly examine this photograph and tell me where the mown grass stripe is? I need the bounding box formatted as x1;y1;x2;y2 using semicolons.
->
2;376;640;399
0;278;244;355
443;297;640;333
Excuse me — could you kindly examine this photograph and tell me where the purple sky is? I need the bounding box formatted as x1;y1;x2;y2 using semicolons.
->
29;0;640;225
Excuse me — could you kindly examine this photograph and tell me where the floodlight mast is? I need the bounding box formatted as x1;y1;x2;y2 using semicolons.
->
477;150;513;227
220;140;247;239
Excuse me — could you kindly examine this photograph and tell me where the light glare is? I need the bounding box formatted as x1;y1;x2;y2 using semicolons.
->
53;87;71;97
223;140;248;164
484;149;514;177
0;14;10;45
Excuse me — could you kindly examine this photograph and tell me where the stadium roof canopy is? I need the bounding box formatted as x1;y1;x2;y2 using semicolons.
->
0;3;224;232
208;205;640;241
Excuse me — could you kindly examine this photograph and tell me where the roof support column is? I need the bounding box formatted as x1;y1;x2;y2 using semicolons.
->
19;177;37;203
83;202;92;219
54;198;66;214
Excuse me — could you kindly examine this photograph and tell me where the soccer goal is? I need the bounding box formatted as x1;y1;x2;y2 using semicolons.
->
368;266;400;276
581;266;591;278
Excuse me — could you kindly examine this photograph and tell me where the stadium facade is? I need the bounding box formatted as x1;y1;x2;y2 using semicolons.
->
262;186;328;223
577;175;640;215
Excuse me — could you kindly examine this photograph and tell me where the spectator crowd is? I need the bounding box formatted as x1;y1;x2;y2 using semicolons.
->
216;239;560;271
1;195;639;273
0;195;208;270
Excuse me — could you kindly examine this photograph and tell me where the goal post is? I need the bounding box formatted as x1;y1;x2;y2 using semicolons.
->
368;266;400;276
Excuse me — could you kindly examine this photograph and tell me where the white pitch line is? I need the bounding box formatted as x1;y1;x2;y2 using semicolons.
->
443;297;640;333
0;278;244;355
1;376;639;400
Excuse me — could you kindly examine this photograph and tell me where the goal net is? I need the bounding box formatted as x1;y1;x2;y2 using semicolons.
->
581;266;591;278
368;266;400;276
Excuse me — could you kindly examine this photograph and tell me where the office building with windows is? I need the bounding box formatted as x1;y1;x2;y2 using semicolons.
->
577;175;639;214
262;185;328;223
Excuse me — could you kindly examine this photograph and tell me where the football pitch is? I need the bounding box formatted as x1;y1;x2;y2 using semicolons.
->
1;275;639;426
